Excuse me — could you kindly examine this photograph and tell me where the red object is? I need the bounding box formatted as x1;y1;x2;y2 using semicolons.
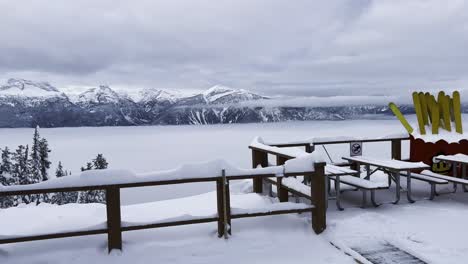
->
409;135;468;175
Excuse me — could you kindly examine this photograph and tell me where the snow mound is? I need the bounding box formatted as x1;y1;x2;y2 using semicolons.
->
80;169;136;183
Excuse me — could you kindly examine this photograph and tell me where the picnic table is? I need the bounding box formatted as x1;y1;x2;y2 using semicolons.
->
435;154;468;192
342;156;430;204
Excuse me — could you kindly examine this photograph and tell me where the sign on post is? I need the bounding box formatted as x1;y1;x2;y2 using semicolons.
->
350;142;363;156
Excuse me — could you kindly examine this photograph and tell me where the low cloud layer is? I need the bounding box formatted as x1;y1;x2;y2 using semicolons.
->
1;0;468;96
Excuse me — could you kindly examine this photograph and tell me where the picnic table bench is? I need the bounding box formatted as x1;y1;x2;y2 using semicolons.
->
265;162;382;210
435;154;468;192
342;156;430;204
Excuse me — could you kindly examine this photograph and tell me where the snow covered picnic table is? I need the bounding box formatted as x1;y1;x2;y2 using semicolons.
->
434;154;468;191
342;156;430;204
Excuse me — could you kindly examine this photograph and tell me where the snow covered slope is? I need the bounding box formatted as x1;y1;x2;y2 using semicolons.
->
201;85;267;104
0;78;66;99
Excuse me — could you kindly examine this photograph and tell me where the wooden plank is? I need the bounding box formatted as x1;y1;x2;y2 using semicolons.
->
389;103;414;134
311;162;326;234
442;94;452;131
0;177;220;197
0;228;108;245
231;207;313;219
418;92;429;125
391;139;402;160
413;91;426;135
342;156;429;171
223;171;232;237
270;137;410;147
251;149;268;193
122;217;219;232
216;178;224;237
276;156;289;202
106;187;122;252
453;91;463;134
431;97;440;134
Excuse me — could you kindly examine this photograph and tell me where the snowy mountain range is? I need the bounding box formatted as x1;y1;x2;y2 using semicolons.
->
0;78;422;128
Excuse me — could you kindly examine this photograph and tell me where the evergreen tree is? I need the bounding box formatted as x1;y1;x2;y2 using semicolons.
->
1;147;12;176
38;138;51;181
29;127;42;184
51;161;78;205
81;162;93;172
0;147;16;208
78;154;109;204
56;161;65;177
93;154;108;169
12;145;32;204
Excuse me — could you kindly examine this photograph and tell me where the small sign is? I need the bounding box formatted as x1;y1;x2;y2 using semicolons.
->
350;142;363;156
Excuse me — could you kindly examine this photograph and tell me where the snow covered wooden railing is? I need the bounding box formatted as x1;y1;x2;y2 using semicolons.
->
264;135;410;161
0;160;327;252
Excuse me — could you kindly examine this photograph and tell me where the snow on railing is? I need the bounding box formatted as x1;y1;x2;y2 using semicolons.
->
0;155;327;252
0;158;324;193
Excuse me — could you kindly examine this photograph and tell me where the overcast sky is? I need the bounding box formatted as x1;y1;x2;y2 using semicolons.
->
1;0;468;96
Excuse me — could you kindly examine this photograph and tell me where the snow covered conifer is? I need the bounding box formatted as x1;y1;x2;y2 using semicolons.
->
93;154;108;169
1;147;13;176
78;154;109;204
51;161;78;205
38;138;51;181
29;126;42;184
56;161;65;177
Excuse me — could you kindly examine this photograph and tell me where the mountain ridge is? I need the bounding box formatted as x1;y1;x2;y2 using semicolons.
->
0;78;425;128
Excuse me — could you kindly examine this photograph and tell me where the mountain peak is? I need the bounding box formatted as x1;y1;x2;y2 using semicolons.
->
77;85;121;104
201;85;266;104
139;89;185;104
0;78;63;98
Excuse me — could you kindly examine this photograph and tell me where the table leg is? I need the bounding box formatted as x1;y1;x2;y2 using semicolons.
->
365;164;371;180
393;171;401;204
463;164;468;192
371;190;380;207
406;170;415;203
453;162;458;193
335;176;344;211
361;190;367;208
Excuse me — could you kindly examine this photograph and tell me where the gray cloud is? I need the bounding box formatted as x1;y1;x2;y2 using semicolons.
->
1;0;468;96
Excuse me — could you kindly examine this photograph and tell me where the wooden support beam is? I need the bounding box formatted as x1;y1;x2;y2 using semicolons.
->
251;150;268;193
305;144;314;153
391;139;402;160
106;187;122;252
311;162;326;234
216;178;224;238
276;155;289;202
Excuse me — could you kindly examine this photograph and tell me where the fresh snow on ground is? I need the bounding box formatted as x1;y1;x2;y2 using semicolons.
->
0;118;414;204
2;117;468;263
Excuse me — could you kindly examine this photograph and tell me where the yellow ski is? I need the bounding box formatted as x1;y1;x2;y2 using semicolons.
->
419;92;429;125
453;91;463;134
413;92;426;135
389;102;413;134
441;94;451;132
431;100;440;134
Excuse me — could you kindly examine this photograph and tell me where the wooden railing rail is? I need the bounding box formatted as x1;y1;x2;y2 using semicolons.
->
0;169;325;252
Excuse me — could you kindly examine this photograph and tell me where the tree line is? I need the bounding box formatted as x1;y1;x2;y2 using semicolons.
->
0;127;109;208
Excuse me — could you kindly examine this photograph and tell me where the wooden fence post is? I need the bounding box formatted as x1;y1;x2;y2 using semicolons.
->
106;187;122;252
216;178;224;237
391;139;402;160
311;162;326;234
216;173;232;238
276;155;289;202
252;149;268;193
305;144;314;153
